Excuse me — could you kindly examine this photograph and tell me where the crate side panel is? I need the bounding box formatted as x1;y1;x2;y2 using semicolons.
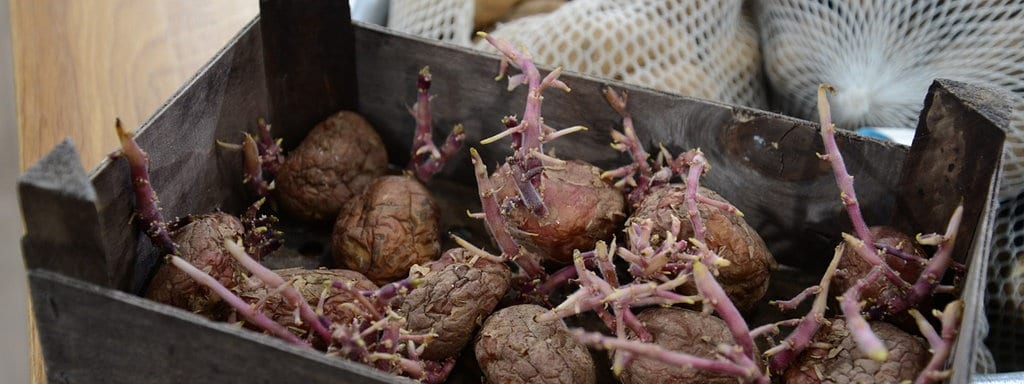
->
19;139;109;286
896;79;1011;262
29;270;403;384
89;21;270;292
351;24;908;265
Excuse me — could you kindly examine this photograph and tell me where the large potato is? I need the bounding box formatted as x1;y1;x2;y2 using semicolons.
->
275;111;387;223
491;160;626;264
630;185;775;312
620;307;751;384
475;304;596;384
332;175;441;285
237;268;377;336
784;318;929;384
398;248;511;360
145;212;246;315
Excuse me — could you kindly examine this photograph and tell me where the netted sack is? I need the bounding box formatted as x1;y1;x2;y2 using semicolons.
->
388;0;766;108
986;101;1024;373
387;0;475;45
756;0;1024;199
474;0;767;108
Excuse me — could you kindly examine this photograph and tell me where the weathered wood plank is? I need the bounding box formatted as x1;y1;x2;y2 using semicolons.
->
894;79;1011;262
88;18;269;292
260;0;359;150
19;139;109;287
29;269;405;384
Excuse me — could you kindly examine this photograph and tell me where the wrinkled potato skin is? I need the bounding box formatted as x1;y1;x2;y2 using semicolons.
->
492;160;626;264
238;268;377;334
833;226;926;314
398;248;511;360
275;111;387;222
475;304;596;384
784;319;929;384
631;185;775;312
146;212;246;315
332;175;441;285
621;307;747;384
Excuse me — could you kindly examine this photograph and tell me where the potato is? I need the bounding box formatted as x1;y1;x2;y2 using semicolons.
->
783;318;929;384
475;304;596;384
145;212;246;315
275;111;387;223
491;160;626;264
398;248;511;360
630;184;775;312
332;175;441;285
237;268;377;335
832;226;927;315
620;307;749;384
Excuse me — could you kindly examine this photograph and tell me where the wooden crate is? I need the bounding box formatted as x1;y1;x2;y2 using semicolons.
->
18;2;1011;382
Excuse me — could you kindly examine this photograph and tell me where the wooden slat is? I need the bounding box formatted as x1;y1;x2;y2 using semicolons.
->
29;269;403;384
89;18;269;293
19;139;109;287
894;79;1011;262
259;0;359;149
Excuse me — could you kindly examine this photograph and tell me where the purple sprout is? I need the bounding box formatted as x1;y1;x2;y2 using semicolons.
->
407;66;465;183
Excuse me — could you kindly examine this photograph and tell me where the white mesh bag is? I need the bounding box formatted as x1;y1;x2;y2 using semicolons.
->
387;0;475;45
986;100;1024;373
388;0;767;108
756;0;1024;199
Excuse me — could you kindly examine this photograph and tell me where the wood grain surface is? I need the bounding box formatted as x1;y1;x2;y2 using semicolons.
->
12;1;258;382
13;0;258;171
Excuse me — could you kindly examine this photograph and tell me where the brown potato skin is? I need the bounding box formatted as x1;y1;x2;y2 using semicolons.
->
145;212;246;315
398;248;511;360
475;304;596;384
237;268;377;335
332;175;441;286
630;185;775;312
492;160;626;264
832;226;926;315
620;307;749;384
275;111;388;223
784;318;929;384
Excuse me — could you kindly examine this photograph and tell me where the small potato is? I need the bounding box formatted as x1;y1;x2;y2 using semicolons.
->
784;318;929;384
630;185;775;312
398;248;511;360
620;307;749;384
146;212;246;315
832;226;927;315
332;175;441;285
238;268;377;335
275;111;388;223
475;304;596;384
492;160;626;264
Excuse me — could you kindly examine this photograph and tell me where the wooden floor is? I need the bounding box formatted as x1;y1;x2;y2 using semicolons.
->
14;0;259;171
10;1;259;382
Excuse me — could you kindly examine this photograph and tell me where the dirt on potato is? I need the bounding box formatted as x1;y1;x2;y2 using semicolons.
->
145;212;246;315
630;184;775;312
332;175;441;285
783;318;929;384
275;111;388;223
491;160;626;264
620;307;750;384
398;248;511;360
475;304;596;384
